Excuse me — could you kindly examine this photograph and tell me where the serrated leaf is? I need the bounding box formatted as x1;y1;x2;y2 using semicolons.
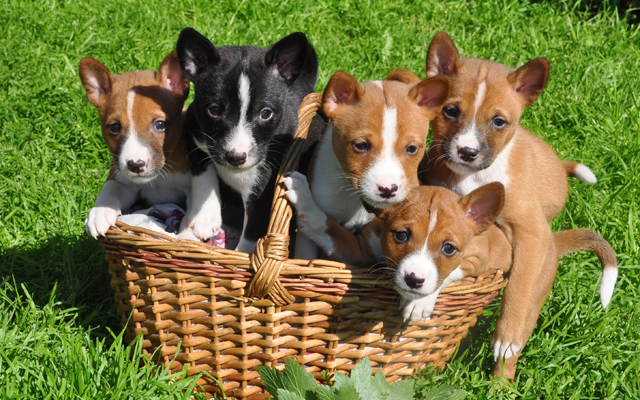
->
373;370;392;397
386;378;414;400
257;365;287;399
283;358;317;397
351;358;383;400
336;382;361;400
277;388;305;400
424;384;467;400
333;371;350;390
315;384;338;400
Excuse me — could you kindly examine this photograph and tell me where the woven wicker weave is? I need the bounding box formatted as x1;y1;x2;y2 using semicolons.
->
102;92;508;399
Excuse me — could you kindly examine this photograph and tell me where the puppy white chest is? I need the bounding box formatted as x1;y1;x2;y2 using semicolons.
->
452;137;515;196
310;127;374;231
118;172;191;206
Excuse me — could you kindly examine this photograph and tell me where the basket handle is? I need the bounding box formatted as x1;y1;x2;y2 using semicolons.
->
245;92;323;306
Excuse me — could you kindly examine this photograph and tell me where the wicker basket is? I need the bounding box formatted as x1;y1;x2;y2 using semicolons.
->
102;93;508;399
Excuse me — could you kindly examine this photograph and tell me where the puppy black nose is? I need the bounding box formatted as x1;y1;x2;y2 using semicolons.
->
404;272;425;289
225;149;247;166
458;146;479;162
127;159;146;173
378;184;398;199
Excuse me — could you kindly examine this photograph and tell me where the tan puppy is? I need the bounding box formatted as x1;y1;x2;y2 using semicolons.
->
376;183;617;370
417;32;616;378
283;70;450;265
80;51;190;238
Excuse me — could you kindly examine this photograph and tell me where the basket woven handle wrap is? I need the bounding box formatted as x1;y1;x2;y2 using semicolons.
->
246;92;323;305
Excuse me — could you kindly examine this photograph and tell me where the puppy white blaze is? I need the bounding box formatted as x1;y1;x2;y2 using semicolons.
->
473;80;486;115
363;106;404;203
454;80;486;152
119;90;151;173
227;73;255;158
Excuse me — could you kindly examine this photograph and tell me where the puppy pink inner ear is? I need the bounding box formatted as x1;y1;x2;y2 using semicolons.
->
460;183;504;234
80;60;112;106
323;73;360;115
426;32;460;77
158;52;189;99
509;58;549;105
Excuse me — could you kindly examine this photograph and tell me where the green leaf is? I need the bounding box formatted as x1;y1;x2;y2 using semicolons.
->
372;370;392;397
386;379;414;400
424;384;467;400
333;371;350;390
315;385;338;400
277;388;306;400
351;358;383;400
257;365;287;398
283;358;317;398
335;382;361;400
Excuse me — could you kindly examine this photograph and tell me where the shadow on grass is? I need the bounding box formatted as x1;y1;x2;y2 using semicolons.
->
539;0;640;24
0;233;120;338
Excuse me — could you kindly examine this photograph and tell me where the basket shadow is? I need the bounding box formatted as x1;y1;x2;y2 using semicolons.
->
0;233;120;337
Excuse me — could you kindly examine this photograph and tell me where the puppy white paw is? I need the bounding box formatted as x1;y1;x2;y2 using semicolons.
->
85;206;119;238
401;293;437;322
492;339;522;362
282;172;313;210
185;209;222;241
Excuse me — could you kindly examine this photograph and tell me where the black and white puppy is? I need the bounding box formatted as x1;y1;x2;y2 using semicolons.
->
176;28;318;252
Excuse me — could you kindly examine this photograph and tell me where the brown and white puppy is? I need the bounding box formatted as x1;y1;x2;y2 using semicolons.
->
80;51;191;238
376;183;617;366
376;182;512;321
283;70;450;265
418;32;615;378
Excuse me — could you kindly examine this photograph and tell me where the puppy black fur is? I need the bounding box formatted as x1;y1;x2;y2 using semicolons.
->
176;27;319;249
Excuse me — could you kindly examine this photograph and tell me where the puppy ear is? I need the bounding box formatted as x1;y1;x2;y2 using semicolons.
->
157;51;190;101
386;68;421;84
408;75;451;120
265;32;314;85
322;71;363;118
79;57;113;107
508;58;550;108
426;32;461;78
176;27;221;82
458;182;505;235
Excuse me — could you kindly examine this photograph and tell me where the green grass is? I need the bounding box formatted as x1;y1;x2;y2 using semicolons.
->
0;0;638;398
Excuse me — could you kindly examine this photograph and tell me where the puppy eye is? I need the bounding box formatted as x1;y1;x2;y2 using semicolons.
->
492;117;508;129
392;230;410;244
406;145;420;155
107;122;121;135
441;242;458;256
153;120;166;132
260;108;274;121
353;141;370;153
207;104;222;117
443;105;460;120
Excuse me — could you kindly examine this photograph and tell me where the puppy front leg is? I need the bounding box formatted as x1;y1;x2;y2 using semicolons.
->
492;218;553;379
180;164;222;241
283;172;382;266
86;179;138;238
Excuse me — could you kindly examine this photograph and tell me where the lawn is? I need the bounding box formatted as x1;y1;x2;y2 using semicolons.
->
0;0;638;398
